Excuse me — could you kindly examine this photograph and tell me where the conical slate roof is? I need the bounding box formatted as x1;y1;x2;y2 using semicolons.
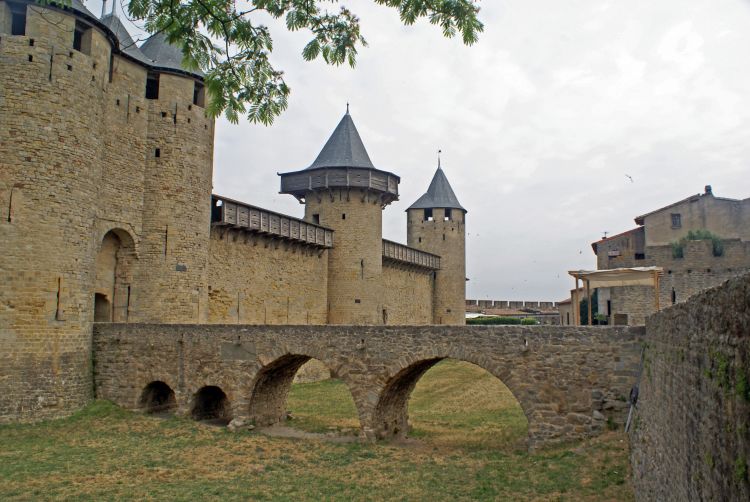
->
141;32;204;77
307;110;375;170
101;14;149;64
69;0;97;18
409;167;466;212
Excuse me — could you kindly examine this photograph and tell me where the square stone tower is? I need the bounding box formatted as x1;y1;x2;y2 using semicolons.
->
407;165;467;324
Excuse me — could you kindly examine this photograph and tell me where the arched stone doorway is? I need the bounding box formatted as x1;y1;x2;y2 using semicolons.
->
94;229;135;322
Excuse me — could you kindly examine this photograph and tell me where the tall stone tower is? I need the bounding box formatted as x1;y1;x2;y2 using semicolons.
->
279;110;400;324
0;0;213;422
407;165;466;324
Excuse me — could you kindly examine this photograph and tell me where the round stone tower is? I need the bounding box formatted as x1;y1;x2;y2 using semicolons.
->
279;110;400;324
0;0;213;422
407;164;466;324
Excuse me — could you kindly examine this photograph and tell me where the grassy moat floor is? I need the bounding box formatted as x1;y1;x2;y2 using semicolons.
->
0;361;632;501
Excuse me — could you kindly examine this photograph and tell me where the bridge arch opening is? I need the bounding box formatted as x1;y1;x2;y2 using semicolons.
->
139;381;177;414
191;386;232;425
373;358;528;449
249;354;360;435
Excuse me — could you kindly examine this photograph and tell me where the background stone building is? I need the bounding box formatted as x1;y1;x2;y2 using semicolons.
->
0;1;466;422
589;186;750;325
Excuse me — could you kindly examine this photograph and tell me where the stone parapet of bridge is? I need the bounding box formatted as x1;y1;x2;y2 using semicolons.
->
94;323;643;450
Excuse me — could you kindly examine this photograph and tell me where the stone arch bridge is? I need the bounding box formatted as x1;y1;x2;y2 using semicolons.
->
93;324;644;449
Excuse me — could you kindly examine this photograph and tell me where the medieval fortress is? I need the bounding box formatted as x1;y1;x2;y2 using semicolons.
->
0;0;466;422
2;4;750;499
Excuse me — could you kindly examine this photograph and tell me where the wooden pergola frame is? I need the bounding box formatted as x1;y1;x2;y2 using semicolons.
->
568;267;662;326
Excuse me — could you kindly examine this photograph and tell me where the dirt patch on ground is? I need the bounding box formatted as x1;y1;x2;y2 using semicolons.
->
257;423;360;443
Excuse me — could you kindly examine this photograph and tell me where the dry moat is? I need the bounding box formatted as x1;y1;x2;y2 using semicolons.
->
0;360;632;501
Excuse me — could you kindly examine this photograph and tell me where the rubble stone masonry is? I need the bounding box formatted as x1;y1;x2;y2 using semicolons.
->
630;273;750;501
93;323;643;450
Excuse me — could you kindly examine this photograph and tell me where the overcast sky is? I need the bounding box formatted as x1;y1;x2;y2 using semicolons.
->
105;0;750;302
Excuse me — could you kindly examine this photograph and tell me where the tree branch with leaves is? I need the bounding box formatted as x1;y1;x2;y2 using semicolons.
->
124;0;483;124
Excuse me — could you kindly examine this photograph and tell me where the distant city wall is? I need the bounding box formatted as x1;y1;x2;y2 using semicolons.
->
466;300;559;310
630;273;750;501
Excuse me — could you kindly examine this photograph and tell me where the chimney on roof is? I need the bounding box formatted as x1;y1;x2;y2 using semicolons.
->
705;185;712;195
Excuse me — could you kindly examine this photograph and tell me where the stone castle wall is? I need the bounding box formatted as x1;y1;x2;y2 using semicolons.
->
380;263;434;324
0;2;213;422
0;1;467;423
207;227;329;324
136;72;214;324
630;273;750;501
1;5;104;421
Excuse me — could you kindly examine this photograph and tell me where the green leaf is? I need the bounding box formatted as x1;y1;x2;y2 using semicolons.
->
123;0;482;124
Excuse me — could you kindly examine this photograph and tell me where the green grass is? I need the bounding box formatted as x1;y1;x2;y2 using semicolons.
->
1;360;633;501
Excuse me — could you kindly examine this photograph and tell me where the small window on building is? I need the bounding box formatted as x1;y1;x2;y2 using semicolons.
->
444;210;451;221
193;82;205;107
10;4;27;36
671;288;676;304
73;21;92;55
424;208;433;221
635;253;645;260
607;300;611;316
341;213;346;220
566;312;570;325
312;214;319;225
145;72;160;99
671;213;681;228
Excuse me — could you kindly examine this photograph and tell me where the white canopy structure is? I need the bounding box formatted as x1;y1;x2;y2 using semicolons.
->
567;267;663;325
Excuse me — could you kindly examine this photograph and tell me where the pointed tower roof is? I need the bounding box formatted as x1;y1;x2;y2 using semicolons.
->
307;109;375;170
141;32;204;77
279;107;400;204
69;0;97;18
409;166;466;213
101;14;150;64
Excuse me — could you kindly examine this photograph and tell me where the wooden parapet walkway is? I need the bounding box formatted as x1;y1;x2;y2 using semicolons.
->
211;194;333;248
382;239;440;270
